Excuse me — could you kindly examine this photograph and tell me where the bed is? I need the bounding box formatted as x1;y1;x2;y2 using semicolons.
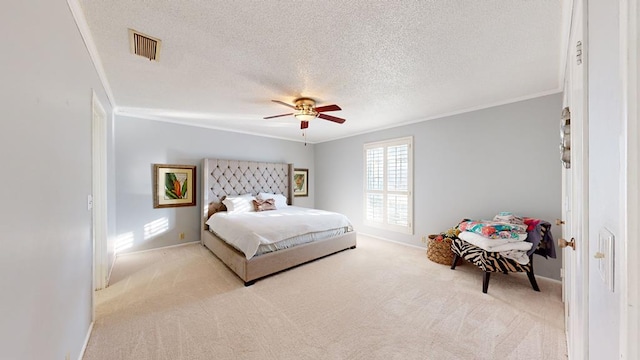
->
200;158;357;285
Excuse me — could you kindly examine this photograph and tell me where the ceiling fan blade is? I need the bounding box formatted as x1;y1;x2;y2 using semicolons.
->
264;113;293;119
315;104;341;113
301;121;309;129
318;113;346;124
272;100;296;109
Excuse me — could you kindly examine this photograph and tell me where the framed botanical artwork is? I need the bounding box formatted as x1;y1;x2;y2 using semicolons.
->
153;164;196;208
293;168;308;197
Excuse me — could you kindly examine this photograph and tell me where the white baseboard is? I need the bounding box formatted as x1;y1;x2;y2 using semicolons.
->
106;251;117;287
79;321;94;360
358;232;426;250
359;232;561;282
116;240;201;257
542;277;562;285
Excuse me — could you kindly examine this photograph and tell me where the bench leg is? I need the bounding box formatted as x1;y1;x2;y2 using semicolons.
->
527;271;540;291
526;255;540;291
450;254;460;270
482;272;491;293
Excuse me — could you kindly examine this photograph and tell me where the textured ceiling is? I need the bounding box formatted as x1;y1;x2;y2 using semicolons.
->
79;0;566;143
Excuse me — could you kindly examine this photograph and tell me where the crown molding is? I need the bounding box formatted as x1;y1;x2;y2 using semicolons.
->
67;0;116;107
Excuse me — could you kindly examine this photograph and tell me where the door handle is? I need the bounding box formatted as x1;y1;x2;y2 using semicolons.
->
559;238;576;250
556;219;565;226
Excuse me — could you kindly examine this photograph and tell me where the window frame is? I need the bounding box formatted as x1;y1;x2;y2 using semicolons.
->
363;136;413;234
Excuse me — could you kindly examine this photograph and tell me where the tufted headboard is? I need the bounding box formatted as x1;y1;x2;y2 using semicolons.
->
201;158;293;230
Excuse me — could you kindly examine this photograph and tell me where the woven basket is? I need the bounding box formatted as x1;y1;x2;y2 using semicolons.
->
426;234;455;265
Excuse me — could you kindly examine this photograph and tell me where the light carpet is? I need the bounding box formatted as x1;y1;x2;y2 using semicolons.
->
83;235;567;360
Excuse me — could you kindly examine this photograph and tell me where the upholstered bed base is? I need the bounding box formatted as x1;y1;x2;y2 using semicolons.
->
202;229;356;285
200;158;357;286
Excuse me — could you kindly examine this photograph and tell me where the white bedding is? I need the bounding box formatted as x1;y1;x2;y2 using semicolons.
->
205;206;353;259
254;227;350;257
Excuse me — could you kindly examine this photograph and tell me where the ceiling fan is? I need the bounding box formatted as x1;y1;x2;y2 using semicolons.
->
264;97;346;129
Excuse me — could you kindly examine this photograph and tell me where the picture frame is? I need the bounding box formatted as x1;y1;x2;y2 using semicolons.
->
293;168;309;197
153;164;196;208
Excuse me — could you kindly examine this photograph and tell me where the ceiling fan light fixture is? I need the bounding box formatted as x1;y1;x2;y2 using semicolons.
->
294;98;317;121
294;111;317;122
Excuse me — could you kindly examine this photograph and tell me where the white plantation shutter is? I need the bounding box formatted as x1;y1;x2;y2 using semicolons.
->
364;137;413;234
366;148;384;191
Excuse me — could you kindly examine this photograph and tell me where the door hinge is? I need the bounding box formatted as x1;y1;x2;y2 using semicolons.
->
576;41;583;65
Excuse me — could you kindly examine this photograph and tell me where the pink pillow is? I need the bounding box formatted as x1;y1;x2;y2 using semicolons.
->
253;198;277;212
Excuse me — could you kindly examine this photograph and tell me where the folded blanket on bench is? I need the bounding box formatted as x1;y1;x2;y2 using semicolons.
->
458;231;533;264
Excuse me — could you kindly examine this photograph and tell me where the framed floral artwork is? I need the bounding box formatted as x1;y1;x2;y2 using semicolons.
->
153;164;196;208
293;168;308;197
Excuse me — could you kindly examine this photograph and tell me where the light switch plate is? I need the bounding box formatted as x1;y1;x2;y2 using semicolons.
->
598;227;615;292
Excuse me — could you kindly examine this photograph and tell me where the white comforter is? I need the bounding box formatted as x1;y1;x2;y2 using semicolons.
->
205;206;353;259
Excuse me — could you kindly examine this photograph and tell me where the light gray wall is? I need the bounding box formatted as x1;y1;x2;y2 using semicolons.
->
114;116;314;253
315;94;563;280
587;0;623;357
0;3;113;360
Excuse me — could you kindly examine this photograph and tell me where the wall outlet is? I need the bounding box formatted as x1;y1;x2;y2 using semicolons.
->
179;232;185;240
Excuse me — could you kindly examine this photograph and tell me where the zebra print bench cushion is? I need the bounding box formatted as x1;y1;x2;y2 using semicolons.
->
450;237;532;273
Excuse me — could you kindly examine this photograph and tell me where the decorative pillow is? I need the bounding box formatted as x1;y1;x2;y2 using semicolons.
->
257;192;288;209
222;194;255;213
252;198;277;212
207;202;227;218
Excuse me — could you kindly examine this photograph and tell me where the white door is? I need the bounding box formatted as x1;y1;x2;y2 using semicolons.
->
561;158;572;330
562;0;589;358
624;1;640;356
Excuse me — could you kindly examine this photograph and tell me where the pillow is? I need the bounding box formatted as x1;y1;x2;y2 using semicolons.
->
222;194;256;213
252;198;277;212
207;202;227;218
257;192;288;209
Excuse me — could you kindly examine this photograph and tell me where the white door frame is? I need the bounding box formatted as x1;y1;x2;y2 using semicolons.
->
621;0;639;358
92;91;108;295
563;0;590;358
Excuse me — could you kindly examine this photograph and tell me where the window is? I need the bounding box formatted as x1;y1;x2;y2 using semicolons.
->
364;136;413;234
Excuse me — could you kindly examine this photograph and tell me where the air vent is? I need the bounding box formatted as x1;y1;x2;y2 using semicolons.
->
128;29;161;61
